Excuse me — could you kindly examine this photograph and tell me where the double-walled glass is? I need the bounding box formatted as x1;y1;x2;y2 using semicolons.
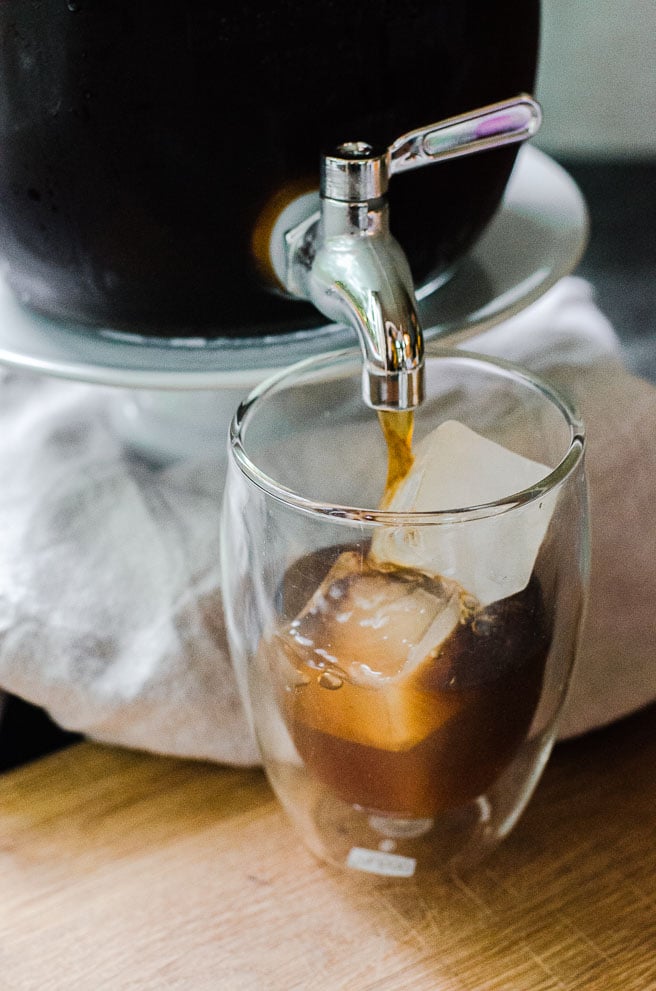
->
221;347;588;879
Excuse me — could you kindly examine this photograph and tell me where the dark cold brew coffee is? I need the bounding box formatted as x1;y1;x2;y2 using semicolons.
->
271;548;549;818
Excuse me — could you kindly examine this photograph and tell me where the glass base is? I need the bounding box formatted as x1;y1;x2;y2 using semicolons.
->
266;729;557;881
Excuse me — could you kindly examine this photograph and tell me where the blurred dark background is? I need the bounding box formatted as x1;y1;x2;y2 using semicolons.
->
563;160;656;376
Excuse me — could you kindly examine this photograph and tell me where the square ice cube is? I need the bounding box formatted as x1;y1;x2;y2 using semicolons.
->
272;551;468;751
371;420;557;605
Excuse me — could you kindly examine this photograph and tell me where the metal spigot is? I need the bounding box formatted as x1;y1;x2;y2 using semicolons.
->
278;94;542;411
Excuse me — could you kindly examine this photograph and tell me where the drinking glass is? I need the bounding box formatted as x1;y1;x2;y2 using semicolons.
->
221;346;588;879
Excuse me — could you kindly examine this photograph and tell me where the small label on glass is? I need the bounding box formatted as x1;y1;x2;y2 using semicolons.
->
346;846;416;878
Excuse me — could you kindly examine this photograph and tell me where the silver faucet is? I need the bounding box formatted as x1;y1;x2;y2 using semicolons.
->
279;94;542;411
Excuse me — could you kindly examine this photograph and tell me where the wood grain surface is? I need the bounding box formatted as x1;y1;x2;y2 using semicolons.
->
0;703;654;991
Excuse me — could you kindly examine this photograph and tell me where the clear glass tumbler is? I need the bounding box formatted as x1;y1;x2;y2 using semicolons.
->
221;346;588;879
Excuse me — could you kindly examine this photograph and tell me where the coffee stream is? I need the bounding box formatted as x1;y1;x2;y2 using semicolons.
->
377;410;416;508
268;411;550;819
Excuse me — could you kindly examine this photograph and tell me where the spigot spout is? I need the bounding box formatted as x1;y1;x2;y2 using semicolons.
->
277;95;542;411
286;142;424;411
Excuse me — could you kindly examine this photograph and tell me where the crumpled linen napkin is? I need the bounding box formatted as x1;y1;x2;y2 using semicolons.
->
0;378;259;765
0;276;654;762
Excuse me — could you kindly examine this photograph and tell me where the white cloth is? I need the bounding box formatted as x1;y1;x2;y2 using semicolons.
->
0;276;653;759
0;377;258;765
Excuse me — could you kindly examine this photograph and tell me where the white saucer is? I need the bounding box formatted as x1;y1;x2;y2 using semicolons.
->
0;146;587;392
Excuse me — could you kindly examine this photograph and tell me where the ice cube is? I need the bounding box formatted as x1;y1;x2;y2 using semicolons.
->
271;551;470;752
371;419;557;605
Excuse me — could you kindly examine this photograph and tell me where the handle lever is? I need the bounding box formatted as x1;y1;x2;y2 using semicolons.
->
389;94;542;176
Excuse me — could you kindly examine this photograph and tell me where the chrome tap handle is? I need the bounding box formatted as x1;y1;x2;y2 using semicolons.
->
388;94;542;175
